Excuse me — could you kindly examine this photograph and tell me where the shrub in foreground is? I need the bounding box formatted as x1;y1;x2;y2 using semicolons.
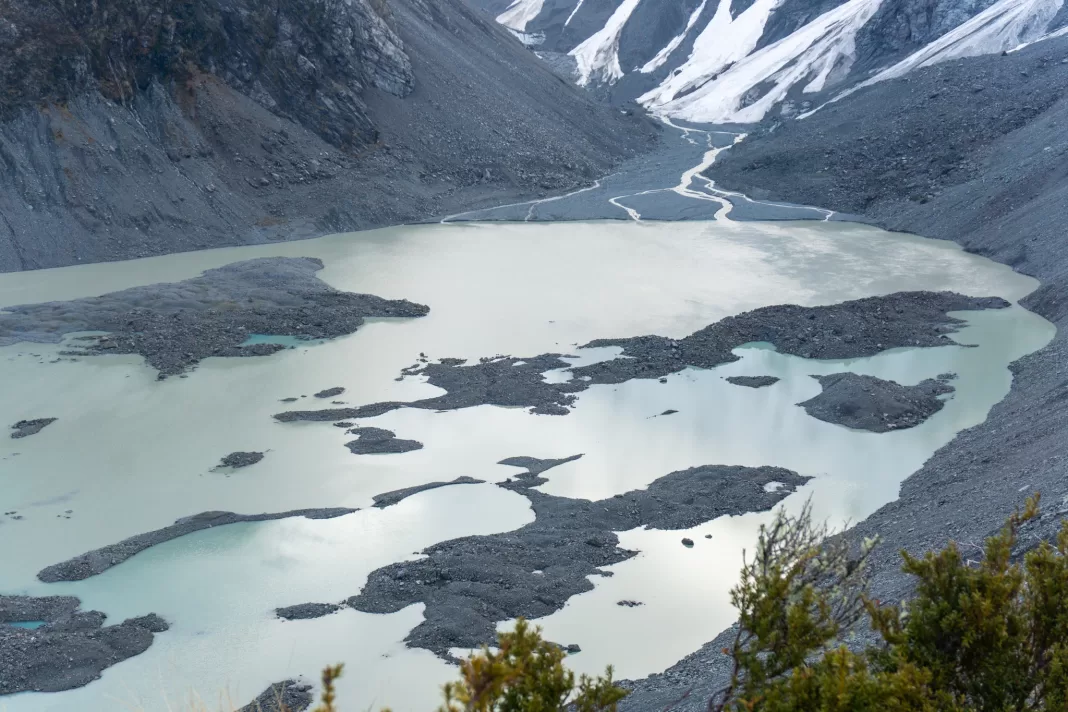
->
294;495;1068;712
710;495;1068;711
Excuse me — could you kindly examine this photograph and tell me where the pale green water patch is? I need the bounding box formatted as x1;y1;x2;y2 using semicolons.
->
4;621;45;629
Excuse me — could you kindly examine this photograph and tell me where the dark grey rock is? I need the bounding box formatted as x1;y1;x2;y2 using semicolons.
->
726;376;780;388
219;451;265;469
276;292;1006;425
0;257;428;377
372;477;485;508
498;455;585;487
617;600;643;607
290;464;807;656
681;538;695;547
10;418;57;439
237;680;314;712
38;507;357;582
345;427;424;455
799;373;954;432
314;387;345;399
276;603;342;620
0;595;167;695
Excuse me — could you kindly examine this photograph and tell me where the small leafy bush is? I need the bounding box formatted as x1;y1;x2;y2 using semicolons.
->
440;619;627;712
711;495;1068;711
301;621;626;712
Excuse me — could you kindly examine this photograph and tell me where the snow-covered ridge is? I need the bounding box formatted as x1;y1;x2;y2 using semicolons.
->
570;0;645;85
855;0;1063;87
489;0;1066;123
497;0;546;32
644;0;883;123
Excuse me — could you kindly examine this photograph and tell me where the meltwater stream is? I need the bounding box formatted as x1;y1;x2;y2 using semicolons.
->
0;219;1054;711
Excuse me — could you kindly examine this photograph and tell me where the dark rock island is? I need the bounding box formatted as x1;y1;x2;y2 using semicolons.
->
38;507;357;583
799;373;955;433
0;257;428;377
0;595;168;695
287;464;808;656
345;427;424;455
726;376;779;388
275;292;1005;426
10;418;57;439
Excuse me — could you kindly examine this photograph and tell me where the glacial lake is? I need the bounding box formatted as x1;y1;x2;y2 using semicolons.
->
0;219;1054;712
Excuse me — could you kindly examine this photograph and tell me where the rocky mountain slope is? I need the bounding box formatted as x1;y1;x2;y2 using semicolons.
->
620;32;1068;712
0;0;657;271
479;0;1068;122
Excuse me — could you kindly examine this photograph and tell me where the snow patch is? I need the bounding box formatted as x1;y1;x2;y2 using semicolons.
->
867;0;1063;81
643;0;883;123
570;0;645;86
639;0;783;108
565;0;586;27
639;0;712;74
805;0;1064;117
497;0;547;32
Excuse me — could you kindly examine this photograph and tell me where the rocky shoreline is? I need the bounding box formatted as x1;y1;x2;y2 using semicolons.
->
371;477;485;508
37;507;357;583
273;292;1006;432
0;257;429;377
798;373;956;433
1;257;425;377
0;595;168;695
278;464;808;656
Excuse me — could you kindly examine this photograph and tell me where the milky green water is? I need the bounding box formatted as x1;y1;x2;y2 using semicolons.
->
0;220;1053;712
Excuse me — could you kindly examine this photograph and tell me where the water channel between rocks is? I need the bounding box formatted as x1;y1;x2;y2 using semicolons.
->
0;219;1054;712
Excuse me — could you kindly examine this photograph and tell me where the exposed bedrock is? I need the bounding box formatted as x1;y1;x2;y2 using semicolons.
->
0;595;168;695
345;427;424;455
289;464;808;656
0;257;428;377
9;418;57;439
37;507;357;583
275;291;1006;424
799;373;955;433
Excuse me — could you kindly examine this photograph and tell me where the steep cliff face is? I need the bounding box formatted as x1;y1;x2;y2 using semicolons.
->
1;0;413;151
0;0;657;271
